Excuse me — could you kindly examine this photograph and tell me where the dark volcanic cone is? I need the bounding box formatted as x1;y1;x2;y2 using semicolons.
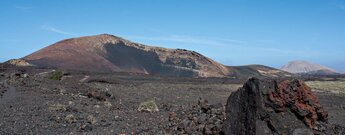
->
24;34;230;77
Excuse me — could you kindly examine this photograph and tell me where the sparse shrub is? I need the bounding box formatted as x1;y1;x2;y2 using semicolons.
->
138;99;159;112
48;71;64;80
306;81;345;93
48;104;67;111
65;114;76;123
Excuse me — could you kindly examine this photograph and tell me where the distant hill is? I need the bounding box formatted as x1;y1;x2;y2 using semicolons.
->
281;60;339;75
228;65;293;80
24;34;230;77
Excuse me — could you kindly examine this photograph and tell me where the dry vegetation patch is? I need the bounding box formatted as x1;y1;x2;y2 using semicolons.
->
138;99;159;112
306;81;345;94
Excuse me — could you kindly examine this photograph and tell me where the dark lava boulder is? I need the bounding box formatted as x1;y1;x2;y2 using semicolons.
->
223;78;329;135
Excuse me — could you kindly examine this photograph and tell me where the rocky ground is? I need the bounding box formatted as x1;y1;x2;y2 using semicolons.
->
0;66;345;134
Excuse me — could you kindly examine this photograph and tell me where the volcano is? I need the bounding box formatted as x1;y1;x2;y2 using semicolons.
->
24;34;230;77
281;61;339;75
23;34;292;78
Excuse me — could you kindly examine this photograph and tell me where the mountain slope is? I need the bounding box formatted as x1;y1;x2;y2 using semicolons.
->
228;65;293;80
281;61;338;75
24;34;230;77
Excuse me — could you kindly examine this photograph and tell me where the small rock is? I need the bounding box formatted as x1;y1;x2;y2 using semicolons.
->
198;97;210;113
204;124;213;135
169;112;177;121
80;124;92;131
105;91;114;99
22;73;28;78
68;101;74;105
104;101;112;108
182;119;190;127
87;115;97;125
198;124;205;132
87;91;106;101
198;113;207;124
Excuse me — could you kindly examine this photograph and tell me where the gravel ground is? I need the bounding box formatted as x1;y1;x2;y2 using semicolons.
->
0;68;344;134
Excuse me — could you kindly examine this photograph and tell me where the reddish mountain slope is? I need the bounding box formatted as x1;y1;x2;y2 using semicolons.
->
24;34;230;77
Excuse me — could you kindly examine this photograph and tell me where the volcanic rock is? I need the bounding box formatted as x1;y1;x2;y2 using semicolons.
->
223;78;328;135
87;91;107;101
166;98;225;135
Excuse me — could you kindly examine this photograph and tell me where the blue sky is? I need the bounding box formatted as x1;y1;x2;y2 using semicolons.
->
1;0;345;72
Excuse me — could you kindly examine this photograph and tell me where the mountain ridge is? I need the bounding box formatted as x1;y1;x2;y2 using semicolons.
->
22;34;292;78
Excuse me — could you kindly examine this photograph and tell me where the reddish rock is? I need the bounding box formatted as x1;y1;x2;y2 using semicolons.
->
87;91;106;101
169;112;177;121
266;79;327;128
